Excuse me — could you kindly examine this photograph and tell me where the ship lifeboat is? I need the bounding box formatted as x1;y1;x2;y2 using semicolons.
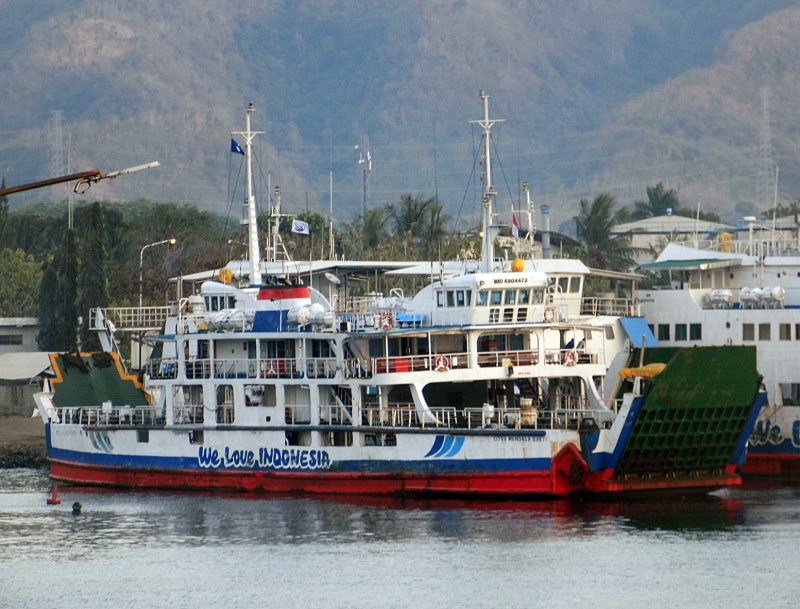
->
707;289;733;309
739;287;762;309
761;286;785;308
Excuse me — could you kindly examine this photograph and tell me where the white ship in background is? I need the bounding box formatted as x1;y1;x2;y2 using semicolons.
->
639;216;800;475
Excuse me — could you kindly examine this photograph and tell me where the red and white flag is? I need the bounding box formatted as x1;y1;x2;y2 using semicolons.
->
511;212;520;237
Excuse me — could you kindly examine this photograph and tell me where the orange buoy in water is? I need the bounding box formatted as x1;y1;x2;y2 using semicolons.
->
46;486;61;505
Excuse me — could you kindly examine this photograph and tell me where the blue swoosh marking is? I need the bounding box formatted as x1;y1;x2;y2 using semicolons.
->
436;435;455;457
442;436;464;457
424;435;445;457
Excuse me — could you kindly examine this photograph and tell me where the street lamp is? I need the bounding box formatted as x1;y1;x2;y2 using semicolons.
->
139;238;177;309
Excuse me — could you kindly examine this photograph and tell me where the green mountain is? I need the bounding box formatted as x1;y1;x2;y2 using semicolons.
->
0;0;797;229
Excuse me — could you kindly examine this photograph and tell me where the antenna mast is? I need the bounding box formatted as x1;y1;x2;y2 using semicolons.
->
469;90;504;272
232;103;265;288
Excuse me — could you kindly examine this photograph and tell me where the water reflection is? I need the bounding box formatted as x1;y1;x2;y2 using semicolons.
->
3;469;799;560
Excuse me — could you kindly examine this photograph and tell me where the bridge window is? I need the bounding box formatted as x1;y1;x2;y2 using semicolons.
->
446;291;455;307
504;290;516;305
675;324;687;341
518;289;529;304
311;339;332;358
570;277;582;292
476;291;488;306
531;288;544;304
490;291;502;305
558;277;569;292
436;291;444;307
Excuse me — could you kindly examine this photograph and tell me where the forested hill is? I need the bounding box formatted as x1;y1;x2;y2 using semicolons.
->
1;0;799;229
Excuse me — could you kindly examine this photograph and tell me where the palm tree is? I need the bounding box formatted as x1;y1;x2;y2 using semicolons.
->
573;194;635;271
387;194;432;239
359;208;388;250
632;182;680;220
419;198;451;259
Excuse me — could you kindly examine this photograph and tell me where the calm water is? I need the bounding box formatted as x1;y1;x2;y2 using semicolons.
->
0;469;798;609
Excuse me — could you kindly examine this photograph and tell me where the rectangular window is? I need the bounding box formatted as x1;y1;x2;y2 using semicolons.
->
446;291;455;307
490;291;502;305
781;384;800;405
311;340;332;358
504;290;516;305
569;277;581;293
476;291;487;306
689;323;702;341
780;323;792;341
530;288;544;304
0;335;23;345
759;324;771;340
657;324;670;341
436;291;444;307
518;289;530;304
675;324;687;341
743;324;755;341
456;290;466;307
558;277;569;293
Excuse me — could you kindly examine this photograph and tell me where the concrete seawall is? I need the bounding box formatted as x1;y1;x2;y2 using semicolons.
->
0;416;46;468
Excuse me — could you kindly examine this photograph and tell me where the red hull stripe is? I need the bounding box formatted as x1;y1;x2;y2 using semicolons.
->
47;459;742;497
257;287;309;300
742;453;800;476
49;460;557;496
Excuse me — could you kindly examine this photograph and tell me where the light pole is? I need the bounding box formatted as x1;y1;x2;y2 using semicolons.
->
138;238;176;371
139;238;177;310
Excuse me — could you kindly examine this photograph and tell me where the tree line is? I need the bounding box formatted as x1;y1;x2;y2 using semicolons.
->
0;181;795;352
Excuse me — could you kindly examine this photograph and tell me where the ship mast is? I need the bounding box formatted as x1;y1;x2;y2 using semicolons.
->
232;103;264;288
469;90;504;272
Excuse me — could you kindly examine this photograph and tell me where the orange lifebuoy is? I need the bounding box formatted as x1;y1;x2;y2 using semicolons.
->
380;313;394;331
434;355;450;371
562;349;578;366
544;307;555;323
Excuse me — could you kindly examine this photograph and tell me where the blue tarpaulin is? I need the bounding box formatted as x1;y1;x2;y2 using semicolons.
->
620;317;659;347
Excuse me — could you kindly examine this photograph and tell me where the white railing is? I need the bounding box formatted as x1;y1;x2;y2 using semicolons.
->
90;306;173;332
55;405;163;426
581;297;640;317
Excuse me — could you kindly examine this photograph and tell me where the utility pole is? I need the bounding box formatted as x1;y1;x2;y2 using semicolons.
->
47;110;66;208
758;87;775;212
356;133;371;215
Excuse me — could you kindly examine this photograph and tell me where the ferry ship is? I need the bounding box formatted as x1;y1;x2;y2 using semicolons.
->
639;219;800;476
34;94;765;497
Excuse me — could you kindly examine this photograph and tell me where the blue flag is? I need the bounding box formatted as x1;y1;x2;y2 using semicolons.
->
231;138;244;155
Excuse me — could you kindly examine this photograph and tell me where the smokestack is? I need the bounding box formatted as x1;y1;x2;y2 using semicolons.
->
541;204;551;259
